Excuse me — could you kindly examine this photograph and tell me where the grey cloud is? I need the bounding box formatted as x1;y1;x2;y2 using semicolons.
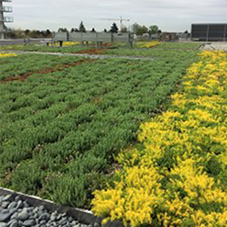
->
7;0;227;32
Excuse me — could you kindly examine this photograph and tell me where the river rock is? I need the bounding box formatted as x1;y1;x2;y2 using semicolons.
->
1;201;10;209
8;220;19;227
0;222;7;227
18;211;29;221
22;219;35;226
0;213;11;222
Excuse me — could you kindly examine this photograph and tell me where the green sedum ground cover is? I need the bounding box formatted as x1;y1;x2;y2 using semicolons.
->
0;46;198;208
104;42;201;57
0;54;84;80
0;42;201;57
0;44;90;53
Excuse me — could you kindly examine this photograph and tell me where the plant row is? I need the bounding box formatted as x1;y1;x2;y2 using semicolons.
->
0;52;17;58
0;42;201;57
92;51;227;226
0;54;84;80
0;51;198;208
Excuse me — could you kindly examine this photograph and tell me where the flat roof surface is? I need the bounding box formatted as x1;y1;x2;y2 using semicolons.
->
192;23;227;25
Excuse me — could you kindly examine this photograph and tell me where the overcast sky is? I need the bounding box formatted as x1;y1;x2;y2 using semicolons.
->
5;0;227;32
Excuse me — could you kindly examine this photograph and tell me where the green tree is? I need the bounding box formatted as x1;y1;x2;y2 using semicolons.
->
45;29;52;38
120;25;128;33
132;23;148;35
148;25;159;35
79;21;86;32
110;23;118;33
24;29;30;36
140;25;148;35
58;28;68;33
132;23;140;34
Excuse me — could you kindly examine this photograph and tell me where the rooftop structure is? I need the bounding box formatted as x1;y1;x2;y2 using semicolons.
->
0;0;13;39
191;23;227;41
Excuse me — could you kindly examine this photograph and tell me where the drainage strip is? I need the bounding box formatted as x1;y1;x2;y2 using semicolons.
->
0;187;124;227
1;51;155;61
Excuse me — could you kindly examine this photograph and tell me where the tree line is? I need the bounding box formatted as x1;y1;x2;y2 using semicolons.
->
5;28;53;39
4;22;162;39
58;21;120;33
59;21;161;35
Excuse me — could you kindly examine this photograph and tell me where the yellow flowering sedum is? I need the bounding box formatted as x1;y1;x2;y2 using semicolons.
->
92;165;164;227
55;41;80;47
92;51;227;226
0;52;17;58
136;41;161;48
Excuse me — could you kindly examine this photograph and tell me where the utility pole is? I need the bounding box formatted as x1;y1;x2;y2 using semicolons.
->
0;0;13;39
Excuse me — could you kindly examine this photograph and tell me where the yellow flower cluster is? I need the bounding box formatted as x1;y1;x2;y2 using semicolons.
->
59;41;80;47
136;41;160;48
0;52;17;58
92;50;227;226
92;165;164;227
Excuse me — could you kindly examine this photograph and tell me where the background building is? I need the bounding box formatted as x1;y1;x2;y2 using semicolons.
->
191;23;227;41
0;0;13;39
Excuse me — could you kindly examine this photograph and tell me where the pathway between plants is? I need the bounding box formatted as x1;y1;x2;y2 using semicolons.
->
1;50;155;61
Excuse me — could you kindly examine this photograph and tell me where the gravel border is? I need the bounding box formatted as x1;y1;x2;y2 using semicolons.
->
0;187;124;227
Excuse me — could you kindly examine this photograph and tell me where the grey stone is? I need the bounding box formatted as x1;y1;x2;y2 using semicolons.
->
37;210;43;216
39;220;47;225
1;202;9;209
21;208;28;213
71;221;79;226
72;224;80;227
1;210;8;214
26;207;33;213
0;195;88;227
16;201;23;209
9;208;18;215
18;211;29;221
22;219;35;226
8;220;19;227
8;202;17;209
39;220;46;225
57;214;62;220
50;214;56;221
39;213;50;221
15;196;20;202
10;212;19;220
22;202;29;208
38;205;44;211
58;217;67;225
0;213;11;222
52;211;57;215
0;222;7;227
2;195;12;202
33;207;38;213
